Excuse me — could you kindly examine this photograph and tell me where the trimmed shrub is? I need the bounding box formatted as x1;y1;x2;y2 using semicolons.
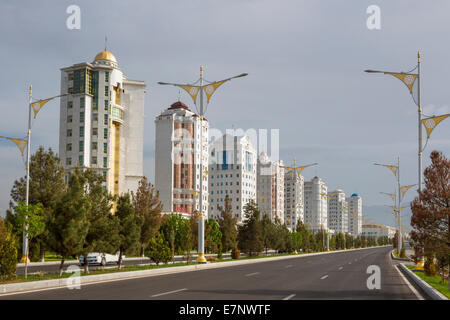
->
231;248;240;259
0;221;17;280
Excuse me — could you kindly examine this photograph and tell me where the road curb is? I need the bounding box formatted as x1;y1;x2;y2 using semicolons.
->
398;263;448;300
1;246;389;296
390;250;411;262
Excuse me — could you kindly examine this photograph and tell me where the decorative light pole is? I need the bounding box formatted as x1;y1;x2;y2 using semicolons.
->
158;67;247;263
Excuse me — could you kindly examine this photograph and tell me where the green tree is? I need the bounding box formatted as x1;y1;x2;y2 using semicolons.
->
189;211;199;253
296;220;311;252
10;146;65;262
345;233;354;249
291;231;302;252
217;195;238;252
0;218;17;280
79;169;117;273
145;234;172;265
261;214;276;254
114;193;142;270
205;218;222;253
160;213;186;258
14;202;46;278
132;177;162;257
237;200;263;256
47;168;90;276
179;218;193;262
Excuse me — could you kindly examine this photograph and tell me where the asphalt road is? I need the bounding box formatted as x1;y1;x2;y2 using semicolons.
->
3;247;422;300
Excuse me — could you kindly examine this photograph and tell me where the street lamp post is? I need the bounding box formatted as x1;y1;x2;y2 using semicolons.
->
158;67;247;263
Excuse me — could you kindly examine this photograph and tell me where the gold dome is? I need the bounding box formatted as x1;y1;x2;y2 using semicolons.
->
94;50;117;63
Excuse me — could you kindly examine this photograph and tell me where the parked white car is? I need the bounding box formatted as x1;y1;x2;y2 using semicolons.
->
78;252;124;266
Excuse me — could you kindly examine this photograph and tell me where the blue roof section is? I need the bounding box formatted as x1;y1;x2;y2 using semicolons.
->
351;193;359;197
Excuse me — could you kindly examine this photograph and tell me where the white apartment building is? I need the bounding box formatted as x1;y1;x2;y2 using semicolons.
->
208;134;257;223
154;101;209;216
257;152;284;223
283;168;304;231
59;49;145;197
304;176;328;232
347;193;362;236
362;223;396;239
328;189;348;234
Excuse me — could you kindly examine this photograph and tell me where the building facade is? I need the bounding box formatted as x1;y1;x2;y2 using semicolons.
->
154;101;209;216
304;176;328;232
362;223;396;239
283;168;304;231
257;152;284;223
208;134;257;223
347;193;362;236
327;189;348;234
59;49;145;197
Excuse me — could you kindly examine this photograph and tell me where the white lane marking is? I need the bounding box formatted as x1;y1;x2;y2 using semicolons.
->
285;265;293;268
339;266;343;270
283;294;295;300
151;288;187;297
395;265;424;300
245;272;260;277
348;262;352;265
320;275;329;280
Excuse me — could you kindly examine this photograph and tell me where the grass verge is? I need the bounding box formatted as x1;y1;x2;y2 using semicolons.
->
406;264;450;299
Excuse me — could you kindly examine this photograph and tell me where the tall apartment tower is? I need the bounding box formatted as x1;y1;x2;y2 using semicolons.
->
154;101;209;216
304;176;328;232
328;189;349;234
256;152;284;223
347;193;362;236
59;49;145;196
283;169;304;231
208;134;257;223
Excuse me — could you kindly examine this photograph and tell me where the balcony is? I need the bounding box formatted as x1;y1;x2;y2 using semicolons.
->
111;104;124;124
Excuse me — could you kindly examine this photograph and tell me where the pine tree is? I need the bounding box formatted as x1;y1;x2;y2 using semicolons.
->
10;146;65;262
237;200;263;256
114;193;142;270
217;195;238;253
132;177;162;257
47;168;90;276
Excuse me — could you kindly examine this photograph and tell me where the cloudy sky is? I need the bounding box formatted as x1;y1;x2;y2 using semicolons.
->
1;0;449;228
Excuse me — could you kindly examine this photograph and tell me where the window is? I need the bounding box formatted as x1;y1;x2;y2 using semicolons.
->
103;143;107;153
93;114;98;122
93;128;98;136
103;157;107;168
79;155;84;166
104;100;108;111
67;129;72;137
67;115;72;123
105;86;108;96
79;141;84;152
104;128;108;139
105;71;109;82
80;111;84;123
79;126;84;137
68;73;74;81
67;101;73;109
104;114;108;125
102;171;107;182
80;97;85;108
92;157;97;165
66;143;72;151
66;158;71;166
68;87;73;94
92;142;97;150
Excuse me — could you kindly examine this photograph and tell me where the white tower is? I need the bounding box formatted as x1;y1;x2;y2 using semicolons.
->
208;134;257;223
59;48;145;196
154;101;209;217
328;189;348;234
257;152;284;223
347;193;362;236
304;176;328;232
